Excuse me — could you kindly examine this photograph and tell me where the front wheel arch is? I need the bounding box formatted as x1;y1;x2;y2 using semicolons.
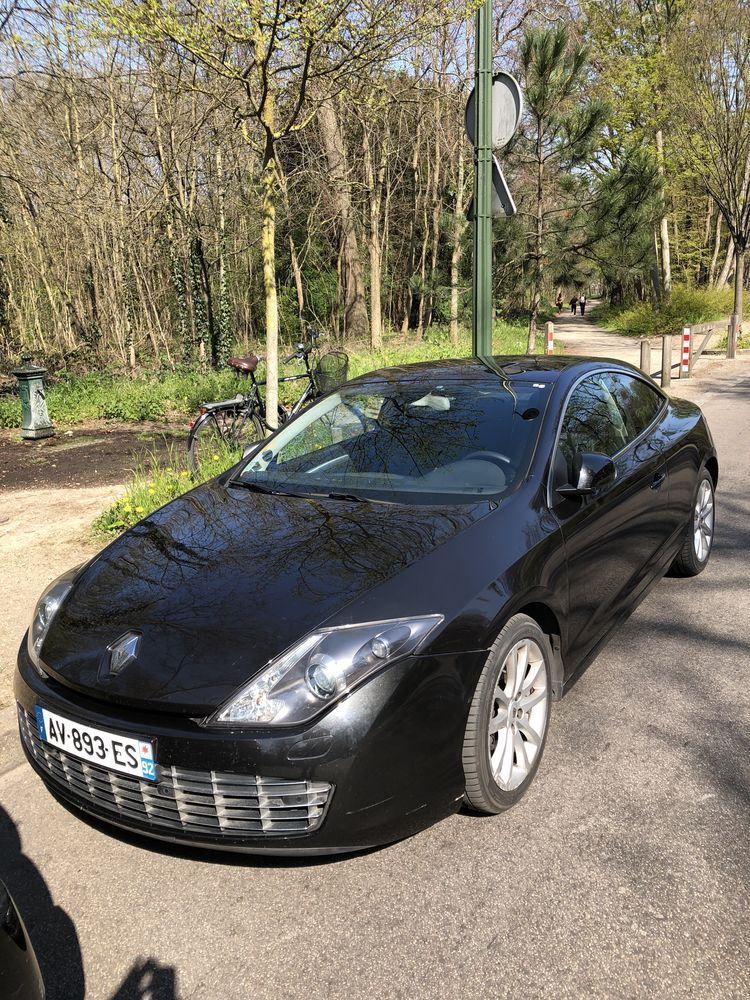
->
487;601;564;701
704;455;719;489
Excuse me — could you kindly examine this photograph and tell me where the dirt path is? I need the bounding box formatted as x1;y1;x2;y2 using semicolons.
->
0;486;119;706
0;422;186;492
553;302;642;365
0;422;191;706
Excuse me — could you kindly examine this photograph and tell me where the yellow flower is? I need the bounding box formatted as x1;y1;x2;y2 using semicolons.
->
212;454;219;461
148;488;155;495
166;467;173;473
123;505;132;513
122;495;129;503
135;505;144;513
180;471;189;477
149;482;156;488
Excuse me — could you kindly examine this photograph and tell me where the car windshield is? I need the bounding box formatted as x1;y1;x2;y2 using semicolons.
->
235;378;552;504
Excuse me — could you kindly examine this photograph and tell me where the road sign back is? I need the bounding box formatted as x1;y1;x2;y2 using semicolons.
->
465;72;523;149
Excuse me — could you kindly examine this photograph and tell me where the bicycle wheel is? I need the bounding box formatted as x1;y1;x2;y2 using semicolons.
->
188;406;265;478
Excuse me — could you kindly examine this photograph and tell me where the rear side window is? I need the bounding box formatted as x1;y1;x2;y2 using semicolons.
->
607;373;664;442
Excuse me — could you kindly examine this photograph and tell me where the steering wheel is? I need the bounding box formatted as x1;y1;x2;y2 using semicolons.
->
464;450;511;469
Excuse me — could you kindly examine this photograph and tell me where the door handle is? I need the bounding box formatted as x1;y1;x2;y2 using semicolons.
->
650;470;666;490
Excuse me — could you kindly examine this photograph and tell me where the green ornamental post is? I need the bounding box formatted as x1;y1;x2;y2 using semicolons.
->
472;0;493;358
12;354;54;439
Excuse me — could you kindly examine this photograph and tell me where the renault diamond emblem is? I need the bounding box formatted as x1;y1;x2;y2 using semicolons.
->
107;632;141;677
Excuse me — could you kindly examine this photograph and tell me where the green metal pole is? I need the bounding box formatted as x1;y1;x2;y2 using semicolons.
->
472;0;493;357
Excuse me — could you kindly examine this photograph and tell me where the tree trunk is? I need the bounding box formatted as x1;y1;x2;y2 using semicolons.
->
363;122;386;350
425;92;443;332
415;154;431;340
651;228;662;303
717;238;735;287
733;244;744;322
318;97;368;341
288;234;305;333
527;121;544;355
215;143;231;369
450;142;467;346
260;150;280;430
400;104;422;336
709;212;722;286
655;129;672;297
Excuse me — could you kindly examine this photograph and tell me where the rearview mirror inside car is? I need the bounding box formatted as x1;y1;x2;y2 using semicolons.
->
557;452;616;499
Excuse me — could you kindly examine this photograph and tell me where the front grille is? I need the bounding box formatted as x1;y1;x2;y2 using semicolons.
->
18;707;332;838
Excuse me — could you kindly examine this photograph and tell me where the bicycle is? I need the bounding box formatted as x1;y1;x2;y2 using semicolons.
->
187;328;349;477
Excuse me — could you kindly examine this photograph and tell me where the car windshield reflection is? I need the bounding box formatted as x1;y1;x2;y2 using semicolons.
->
235;379;551;504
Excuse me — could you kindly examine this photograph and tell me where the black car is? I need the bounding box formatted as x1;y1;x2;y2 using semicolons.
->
15;356;717;854
0;881;45;1000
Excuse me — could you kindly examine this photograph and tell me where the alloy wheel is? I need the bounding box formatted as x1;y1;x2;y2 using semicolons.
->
488;638;549;791
693;479;714;563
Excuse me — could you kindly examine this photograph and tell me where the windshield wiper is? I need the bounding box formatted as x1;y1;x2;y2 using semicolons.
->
326;491;369;503
231;480;370;504
229;480;276;494
229;480;310;500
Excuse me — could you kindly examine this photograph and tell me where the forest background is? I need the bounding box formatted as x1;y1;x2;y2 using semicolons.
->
1;0;749;430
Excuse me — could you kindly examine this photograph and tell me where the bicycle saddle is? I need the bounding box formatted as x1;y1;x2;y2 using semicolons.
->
229;354;259;372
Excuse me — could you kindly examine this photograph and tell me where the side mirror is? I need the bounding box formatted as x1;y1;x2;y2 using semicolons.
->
242;440;266;461
557;452;616;499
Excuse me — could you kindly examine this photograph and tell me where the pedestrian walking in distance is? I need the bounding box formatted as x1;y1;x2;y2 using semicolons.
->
570;294;578;316
580;292;587;316
556;291;563;311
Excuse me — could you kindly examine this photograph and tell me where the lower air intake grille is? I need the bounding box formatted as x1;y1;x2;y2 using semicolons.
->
18;707;332;838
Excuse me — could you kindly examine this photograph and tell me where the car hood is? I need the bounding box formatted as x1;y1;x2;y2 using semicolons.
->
40;481;483;715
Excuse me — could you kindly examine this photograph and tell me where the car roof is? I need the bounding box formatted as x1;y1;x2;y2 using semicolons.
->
346;355;644;386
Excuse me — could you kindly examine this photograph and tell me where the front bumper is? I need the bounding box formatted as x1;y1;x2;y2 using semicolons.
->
15;641;487;854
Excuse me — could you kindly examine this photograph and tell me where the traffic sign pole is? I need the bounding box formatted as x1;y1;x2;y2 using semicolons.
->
472;0;493;358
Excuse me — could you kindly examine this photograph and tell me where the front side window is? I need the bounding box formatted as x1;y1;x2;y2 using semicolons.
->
558;374;628;475
236;379;552;504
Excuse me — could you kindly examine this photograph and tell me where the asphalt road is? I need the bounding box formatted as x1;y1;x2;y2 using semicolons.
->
1;365;749;1000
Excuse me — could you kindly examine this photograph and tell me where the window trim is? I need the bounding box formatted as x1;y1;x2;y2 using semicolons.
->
546;367;668;507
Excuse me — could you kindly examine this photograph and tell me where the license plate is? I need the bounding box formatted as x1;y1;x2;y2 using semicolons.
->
35;706;156;781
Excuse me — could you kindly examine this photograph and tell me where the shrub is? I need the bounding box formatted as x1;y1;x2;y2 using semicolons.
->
593;285;743;338
6;319;548;438
0;397;21;429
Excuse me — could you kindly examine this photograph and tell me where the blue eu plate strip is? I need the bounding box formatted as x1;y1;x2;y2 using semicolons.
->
35;705;47;741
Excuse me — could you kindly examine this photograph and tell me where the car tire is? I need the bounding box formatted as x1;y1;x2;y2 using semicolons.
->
669;471;715;578
463;614;552;814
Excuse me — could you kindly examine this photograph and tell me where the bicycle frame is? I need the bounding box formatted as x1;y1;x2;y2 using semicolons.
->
242;349;319;427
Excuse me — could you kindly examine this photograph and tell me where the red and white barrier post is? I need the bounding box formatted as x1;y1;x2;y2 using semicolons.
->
546;321;554;356
681;326;691;378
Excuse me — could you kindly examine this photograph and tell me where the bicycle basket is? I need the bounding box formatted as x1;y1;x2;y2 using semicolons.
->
315;351;349;393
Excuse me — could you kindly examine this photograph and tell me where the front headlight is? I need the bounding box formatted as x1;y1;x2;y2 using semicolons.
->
27;566;80;673
207;615;443;728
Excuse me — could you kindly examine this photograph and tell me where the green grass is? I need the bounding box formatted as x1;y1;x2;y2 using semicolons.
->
92;443;209;538
590;285;745;339
1;319;544;431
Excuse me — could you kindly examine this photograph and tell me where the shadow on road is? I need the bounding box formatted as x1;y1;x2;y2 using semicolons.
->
109;959;177;1000
0;804;178;999
0;803;85;999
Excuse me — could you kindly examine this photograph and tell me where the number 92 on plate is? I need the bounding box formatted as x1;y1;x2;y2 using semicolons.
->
35;706;156;781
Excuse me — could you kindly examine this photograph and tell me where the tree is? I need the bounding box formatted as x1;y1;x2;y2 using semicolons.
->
93;0;477;422
582;0;692;301
517;24;606;352
672;0;750;324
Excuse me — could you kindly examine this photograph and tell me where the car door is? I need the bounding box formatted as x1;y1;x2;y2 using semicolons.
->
549;371;668;670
